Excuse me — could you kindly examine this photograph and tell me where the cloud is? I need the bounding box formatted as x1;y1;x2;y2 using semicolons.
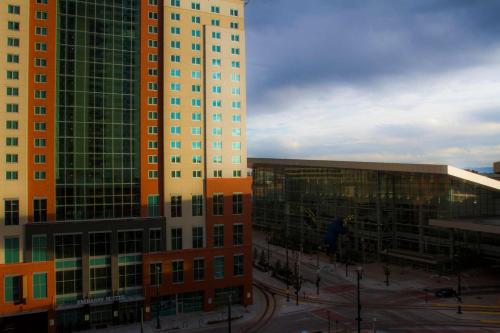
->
246;51;500;167
245;0;500;167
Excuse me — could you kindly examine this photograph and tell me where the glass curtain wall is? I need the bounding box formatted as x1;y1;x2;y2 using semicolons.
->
56;0;141;221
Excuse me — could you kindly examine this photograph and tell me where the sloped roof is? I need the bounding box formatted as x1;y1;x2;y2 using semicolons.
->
248;158;500;191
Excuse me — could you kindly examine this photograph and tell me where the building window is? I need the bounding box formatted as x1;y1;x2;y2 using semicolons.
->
32;235;48;262
4;237;19;263
8;21;20;31
118;231;142;254
6;171;18;180
4;276;21;303
6;71;19;80
191;2;200;10
55;234;82;259
119;264;142;289
7;54;19;63
213;194;224;216
7;104;19;113
172;260;184;283
33;272;47;299
193;258;204;281
192;226;203;248
213;225;224;247
233;254;244;276
8;5;21;14
192;170;202;178
213;170;222;178
213;256;224;279
171;228;182;250
34;154;46;164
90;267;111;292
6;154;18;163
7;37;19;47
150;263;162;285
6;120;18;129
148;194;160;217
56;272;81;305
7;87;19;96
33;198;47;223
233;224;243;245
89;232;111;256
149;229;161;252
233;170;242;178
34;171;46;180
171;196;182;217
4;199;19;225
192;195;203;216
36;11;48;20
232;193;243;214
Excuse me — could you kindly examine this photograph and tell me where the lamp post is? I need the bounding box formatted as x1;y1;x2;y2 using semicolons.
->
267;229;271;273
383;265;390;287
228;294;232;333
353;267;363;333
456;254;462;315
156;265;161;329
316;269;321;296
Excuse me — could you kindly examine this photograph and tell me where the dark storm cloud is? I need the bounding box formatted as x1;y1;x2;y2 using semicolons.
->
245;0;500;113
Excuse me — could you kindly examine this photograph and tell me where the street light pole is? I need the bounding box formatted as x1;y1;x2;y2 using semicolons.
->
156;266;161;329
228;294;232;333
456;255;462;315
266;228;271;272
354;267;363;333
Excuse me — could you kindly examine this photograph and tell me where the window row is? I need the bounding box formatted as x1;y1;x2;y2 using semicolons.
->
170;193;243;218
150;254;244;286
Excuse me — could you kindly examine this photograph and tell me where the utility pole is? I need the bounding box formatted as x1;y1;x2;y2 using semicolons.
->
267;229;271;273
456;254;462;315
228;294;232;333
354;267;363;333
327;310;331;333
140;307;144;333
156;265;161;329
316;269;320;296
294;261;301;306
383;265;390;287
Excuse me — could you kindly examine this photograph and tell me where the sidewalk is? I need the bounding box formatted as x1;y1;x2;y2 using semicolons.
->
81;293;264;333
253;229;500;307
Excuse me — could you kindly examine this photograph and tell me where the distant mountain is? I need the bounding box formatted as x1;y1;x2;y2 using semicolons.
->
467;167;493;174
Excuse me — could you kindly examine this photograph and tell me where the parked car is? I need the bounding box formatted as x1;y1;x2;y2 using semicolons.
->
435;288;456;298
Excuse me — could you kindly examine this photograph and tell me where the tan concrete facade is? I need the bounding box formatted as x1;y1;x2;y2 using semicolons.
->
0;1;29;264
162;0;246;250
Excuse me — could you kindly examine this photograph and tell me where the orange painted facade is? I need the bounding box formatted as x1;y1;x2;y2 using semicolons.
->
140;0;163;217
142;177;253;316
28;0;56;223
0;261;56;332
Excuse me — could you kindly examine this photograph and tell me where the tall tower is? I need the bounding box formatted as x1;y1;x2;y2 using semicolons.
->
0;1;251;332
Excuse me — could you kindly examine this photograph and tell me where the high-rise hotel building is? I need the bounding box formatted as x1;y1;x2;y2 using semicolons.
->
0;1;251;331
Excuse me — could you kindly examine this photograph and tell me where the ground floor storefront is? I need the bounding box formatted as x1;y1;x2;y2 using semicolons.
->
55;299;143;332
0;311;49;333
53;286;247;332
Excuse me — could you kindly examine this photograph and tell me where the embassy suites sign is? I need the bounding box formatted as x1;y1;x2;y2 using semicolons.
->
77;295;125;305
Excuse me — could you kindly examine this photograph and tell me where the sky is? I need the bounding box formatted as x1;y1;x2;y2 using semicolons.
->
244;0;500;168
